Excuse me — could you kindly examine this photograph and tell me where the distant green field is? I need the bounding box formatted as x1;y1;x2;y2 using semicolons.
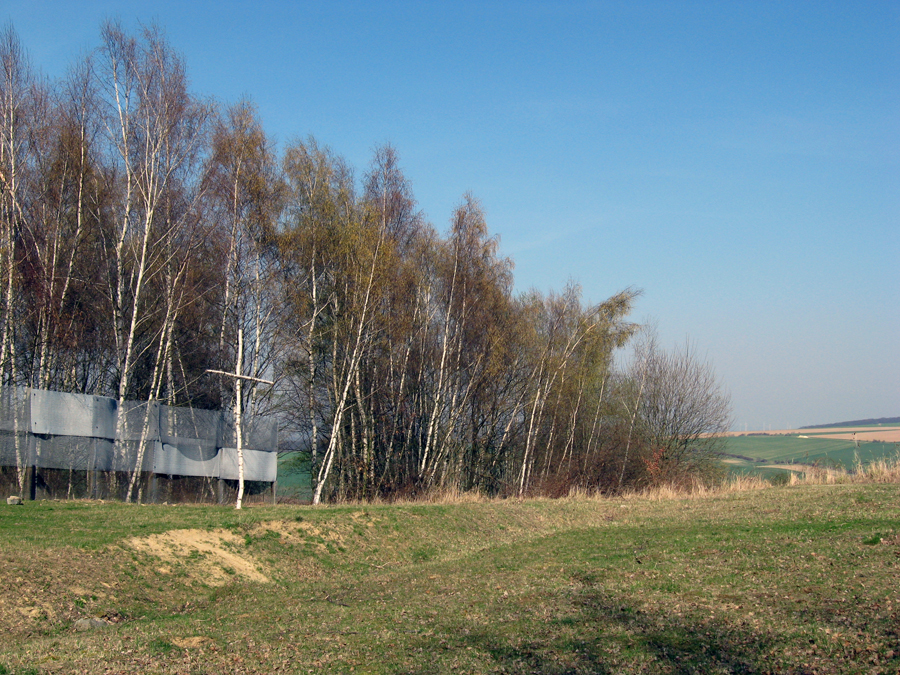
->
276;451;312;501
722;432;900;478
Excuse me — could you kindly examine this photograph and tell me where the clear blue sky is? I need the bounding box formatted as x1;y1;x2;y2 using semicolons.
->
6;1;898;430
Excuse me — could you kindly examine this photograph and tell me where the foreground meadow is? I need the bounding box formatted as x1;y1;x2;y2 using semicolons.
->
1;480;898;674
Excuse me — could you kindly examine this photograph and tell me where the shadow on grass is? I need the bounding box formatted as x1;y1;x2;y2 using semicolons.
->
444;589;789;675
440;567;900;675
571;590;781;674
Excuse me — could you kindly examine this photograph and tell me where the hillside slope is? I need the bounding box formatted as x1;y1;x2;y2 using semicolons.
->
1;486;898;673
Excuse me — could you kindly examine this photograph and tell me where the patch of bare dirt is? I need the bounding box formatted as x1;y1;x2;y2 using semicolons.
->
0;546;128;639
249;520;304;543
171;636;213;649
294;519;356;552
127;529;268;585
760;464;805;472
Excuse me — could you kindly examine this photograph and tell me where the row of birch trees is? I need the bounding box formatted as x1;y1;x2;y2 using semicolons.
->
0;23;730;502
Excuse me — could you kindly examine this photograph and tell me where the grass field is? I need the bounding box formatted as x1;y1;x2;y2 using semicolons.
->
276;452;312;501
1;476;899;674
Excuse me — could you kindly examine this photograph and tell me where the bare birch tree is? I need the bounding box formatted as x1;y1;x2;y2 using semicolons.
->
0;26;36;494
98;22;211;497
206;100;281;506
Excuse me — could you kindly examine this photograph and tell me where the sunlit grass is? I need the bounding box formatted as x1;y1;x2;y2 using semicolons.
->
1;461;898;673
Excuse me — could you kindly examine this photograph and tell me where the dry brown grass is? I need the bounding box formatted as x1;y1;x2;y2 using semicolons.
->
570;452;900;503
340;451;900;507
856;452;900;482
334;483;502;506
784;450;900;485
617;474;771;502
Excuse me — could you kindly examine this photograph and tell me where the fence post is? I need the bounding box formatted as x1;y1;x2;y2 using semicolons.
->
26;464;36;501
149;473;159;503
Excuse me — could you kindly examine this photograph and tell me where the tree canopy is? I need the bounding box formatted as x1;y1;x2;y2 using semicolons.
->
0;22;731;502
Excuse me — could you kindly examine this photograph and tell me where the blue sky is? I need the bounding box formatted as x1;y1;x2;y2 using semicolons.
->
6;1;898;430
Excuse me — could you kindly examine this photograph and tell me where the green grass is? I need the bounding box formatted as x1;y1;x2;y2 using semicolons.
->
1;484;899;673
276;451;312;501
0;500;259;549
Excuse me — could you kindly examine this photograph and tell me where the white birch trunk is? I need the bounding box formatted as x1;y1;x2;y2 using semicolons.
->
312;227;384;504
235;328;245;509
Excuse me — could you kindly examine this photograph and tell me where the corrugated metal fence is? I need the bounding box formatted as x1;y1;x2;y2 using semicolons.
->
0;386;277;501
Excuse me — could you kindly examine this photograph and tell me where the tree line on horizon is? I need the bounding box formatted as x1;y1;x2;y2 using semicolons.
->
0;23;731;503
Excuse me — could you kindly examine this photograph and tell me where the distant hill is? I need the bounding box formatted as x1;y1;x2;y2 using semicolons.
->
801;417;900;429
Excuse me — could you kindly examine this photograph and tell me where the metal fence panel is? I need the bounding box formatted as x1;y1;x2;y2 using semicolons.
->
118;401;160;442
0;387;29;433
28;391;119;440
218;447;277;482
92;396;118;439
159;405;220;445
219;416;278;453
153;442;220;478
245;417;278;453
1;386;278;485
92;438;116;471
30;389;94;437
112;440;156;472
0;430;33;467
34;436;97;471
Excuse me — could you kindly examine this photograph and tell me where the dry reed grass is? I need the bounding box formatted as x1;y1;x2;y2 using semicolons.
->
629;451;900;498
334;483;501;506
617;473;771;502
787;450;900;485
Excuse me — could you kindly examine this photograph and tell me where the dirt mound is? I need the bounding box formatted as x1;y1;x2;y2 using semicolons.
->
127;529;268;585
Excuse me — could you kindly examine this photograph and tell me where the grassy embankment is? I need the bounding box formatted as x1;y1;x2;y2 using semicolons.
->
1;471;899;674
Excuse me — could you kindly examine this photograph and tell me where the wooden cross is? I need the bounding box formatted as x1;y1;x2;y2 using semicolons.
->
206;329;273;509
